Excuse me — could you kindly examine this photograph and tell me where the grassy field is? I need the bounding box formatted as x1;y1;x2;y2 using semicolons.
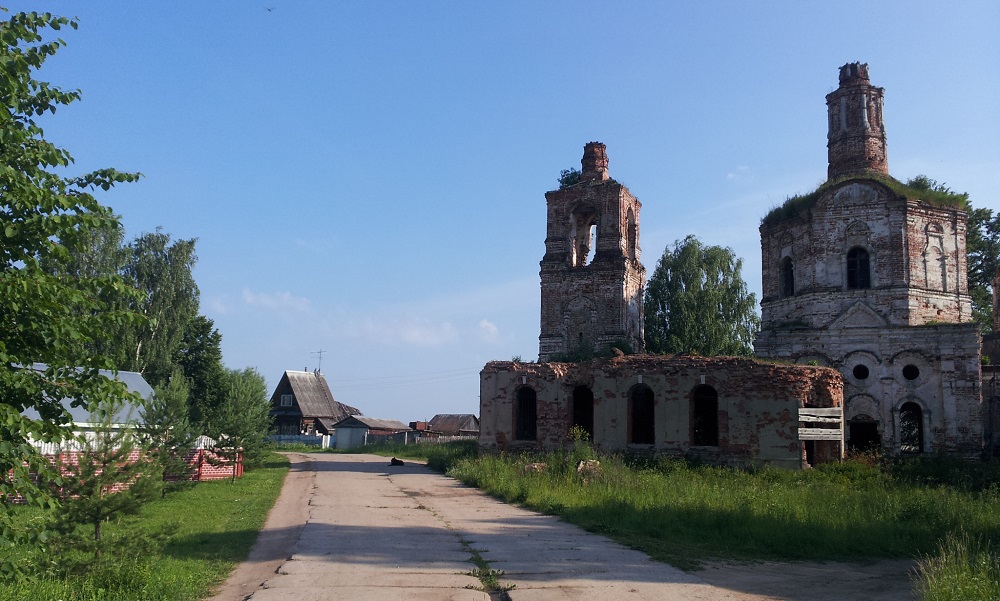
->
0;453;288;601
450;451;1000;569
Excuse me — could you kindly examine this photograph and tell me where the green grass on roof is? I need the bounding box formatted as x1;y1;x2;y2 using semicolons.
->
761;172;969;226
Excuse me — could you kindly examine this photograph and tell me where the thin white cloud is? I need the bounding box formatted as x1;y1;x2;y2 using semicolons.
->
726;165;752;182
242;288;312;313
344;316;459;347
204;296;229;315
478;319;500;343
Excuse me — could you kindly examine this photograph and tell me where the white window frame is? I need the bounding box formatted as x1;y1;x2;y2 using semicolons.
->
280;394;293;407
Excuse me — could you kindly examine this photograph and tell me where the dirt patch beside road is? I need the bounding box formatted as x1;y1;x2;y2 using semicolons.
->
695;559;918;600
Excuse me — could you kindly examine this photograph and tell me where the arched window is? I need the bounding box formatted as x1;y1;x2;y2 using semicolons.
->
515;387;537;441
780;256;795;297
570;208;598;267
626;207;637;261
572;386;594;439
899;402;923;453
847;247;871;289
629;385;655;445
690;385;718;447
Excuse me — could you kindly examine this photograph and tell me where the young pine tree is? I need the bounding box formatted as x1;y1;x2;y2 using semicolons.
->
48;398;162;564
141;368;198;494
209;368;273;481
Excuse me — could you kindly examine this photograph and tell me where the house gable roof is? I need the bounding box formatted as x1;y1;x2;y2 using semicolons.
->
427;414;480;434
332;415;409;431
270;370;361;422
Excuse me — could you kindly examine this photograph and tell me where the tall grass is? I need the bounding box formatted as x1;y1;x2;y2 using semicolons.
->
916;532;1000;601
443;450;1000;571
0;453;288;601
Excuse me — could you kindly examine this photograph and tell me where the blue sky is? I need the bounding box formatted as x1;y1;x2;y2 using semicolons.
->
15;2;1000;422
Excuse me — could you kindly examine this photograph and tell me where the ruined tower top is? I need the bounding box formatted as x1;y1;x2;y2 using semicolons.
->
579;141;609;183
826;62;888;180
838;62;870;85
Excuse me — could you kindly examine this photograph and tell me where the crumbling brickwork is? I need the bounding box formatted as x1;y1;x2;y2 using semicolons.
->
756;63;983;457
826;62;888;179
539;142;645;360
480;355;843;469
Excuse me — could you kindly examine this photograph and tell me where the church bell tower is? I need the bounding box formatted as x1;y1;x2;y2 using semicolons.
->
538;142;645;361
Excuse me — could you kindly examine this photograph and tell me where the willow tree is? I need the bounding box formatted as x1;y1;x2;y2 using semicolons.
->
644;235;759;356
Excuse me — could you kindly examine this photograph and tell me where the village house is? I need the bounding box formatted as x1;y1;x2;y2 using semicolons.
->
332;416;411;449
269;369;360;436
22;364;239;485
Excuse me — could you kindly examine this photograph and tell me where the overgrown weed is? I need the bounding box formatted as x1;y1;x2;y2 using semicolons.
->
916;531;1000;601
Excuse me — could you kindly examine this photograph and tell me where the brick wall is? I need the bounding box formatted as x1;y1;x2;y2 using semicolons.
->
8;446;242;503
480;355;843;469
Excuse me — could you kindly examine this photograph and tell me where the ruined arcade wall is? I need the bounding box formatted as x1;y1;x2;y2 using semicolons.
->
480;355;843;469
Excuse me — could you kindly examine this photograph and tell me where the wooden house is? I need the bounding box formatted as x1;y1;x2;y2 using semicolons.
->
269;370;360;435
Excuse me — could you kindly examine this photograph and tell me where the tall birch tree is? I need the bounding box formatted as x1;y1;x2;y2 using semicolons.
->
644;235;759;356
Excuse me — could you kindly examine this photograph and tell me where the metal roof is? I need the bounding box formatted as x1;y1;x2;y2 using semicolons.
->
333;415;410;431
20;363;153;424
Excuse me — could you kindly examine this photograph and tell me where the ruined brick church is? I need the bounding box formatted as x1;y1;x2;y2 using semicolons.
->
479;63;984;465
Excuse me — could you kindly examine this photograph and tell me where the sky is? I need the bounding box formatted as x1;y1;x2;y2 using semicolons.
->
11;1;1000;423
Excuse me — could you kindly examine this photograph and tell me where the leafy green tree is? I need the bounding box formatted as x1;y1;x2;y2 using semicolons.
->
119;230;200;388
966;206;999;333
47;400;162;563
174;314;226;425
644;235;759;356
141;368;197;494
209;368;273;480
558;168;581;188
42;224;201;389
0;10;140;573
39;217;127;282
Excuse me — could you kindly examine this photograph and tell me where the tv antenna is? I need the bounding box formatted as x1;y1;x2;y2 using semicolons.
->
310;349;326;374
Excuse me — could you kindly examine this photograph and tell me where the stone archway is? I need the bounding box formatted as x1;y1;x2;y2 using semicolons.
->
848;414;880;453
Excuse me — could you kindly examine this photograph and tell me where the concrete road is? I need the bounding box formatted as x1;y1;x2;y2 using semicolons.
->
210;452;748;601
